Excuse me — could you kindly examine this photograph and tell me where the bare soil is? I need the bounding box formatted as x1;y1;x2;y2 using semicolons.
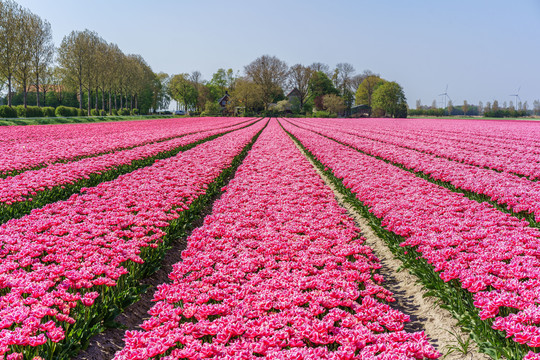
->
291;137;490;360
74;237;188;360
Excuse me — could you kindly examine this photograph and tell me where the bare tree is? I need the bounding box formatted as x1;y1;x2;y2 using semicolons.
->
309;62;330;77
416;99;422;109
288;64;313;110
245;55;288;110
335;62;356;94
350;73;366;93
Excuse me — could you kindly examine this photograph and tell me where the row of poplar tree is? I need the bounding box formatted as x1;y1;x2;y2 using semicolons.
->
0;0;167;115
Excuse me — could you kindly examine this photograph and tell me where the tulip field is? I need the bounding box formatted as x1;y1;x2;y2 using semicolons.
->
1;117;540;359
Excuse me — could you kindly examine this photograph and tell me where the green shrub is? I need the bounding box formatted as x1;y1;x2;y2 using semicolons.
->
55;106;71;117
0;105;17;118
100;110;107;116
314;110;331;118
42;107;56;117
77;108;86;117
15;105;27;118
26;106;43;118
91;109;99;116
112;109;118;116
117;108;130;116
131;108;139;115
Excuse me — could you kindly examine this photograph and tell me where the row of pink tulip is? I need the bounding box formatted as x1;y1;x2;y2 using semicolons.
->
113;119;439;360
0;117;253;176
297;117;540;157
290;118;540;180
284;118;540;222
0;121;265;358
281;120;540;358
0;119;258;206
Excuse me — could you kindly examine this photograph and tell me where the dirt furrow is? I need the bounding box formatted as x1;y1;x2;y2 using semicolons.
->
291;135;489;360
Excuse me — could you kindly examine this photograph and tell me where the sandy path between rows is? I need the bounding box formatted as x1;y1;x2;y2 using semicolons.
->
290;133;490;360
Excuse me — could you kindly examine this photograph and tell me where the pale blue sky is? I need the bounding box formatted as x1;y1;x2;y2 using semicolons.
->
13;0;540;108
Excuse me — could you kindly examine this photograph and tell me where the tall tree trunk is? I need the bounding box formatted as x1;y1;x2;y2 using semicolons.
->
43;89;47;107
36;72;40;107
130;95;133;110
87;89;91;116
101;88;105;111
120;92;123;109
7;75;12;107
135;95;138;110
79;82;83;110
109;91;112;115
95;87;98;111
114;93;117;110
23;79;28;108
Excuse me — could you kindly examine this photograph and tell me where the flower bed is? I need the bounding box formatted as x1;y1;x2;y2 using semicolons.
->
0;119;260;224
289;117;540;180
0;120;265;359
0;117;253;177
113;120;439;360
281;120;540;359
284;118;540;223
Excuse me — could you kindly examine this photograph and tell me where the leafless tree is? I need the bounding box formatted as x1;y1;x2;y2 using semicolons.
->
245;55;288;110
309;62;330;77
288;64;313;110
335;62;356;94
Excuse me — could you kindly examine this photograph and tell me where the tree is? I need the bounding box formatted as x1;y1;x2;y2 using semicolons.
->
334;62;356;95
57;29;101;111
228;77;264;113
350;74;366;96
355;74;386;113
151;72;170;112
288;64;313;110
322;94;345;116
431;99;437;109
308;71;338;111
0;0;26;106
168;73;197;112
447;99;453;115
478;101;483;115
309;62;330;77
416;99;422;109
462;100;469;115
492;100;499;111
30;14;53;107
245;55;288;110
371;81;407;118
533;100;540;116
12;8;35;108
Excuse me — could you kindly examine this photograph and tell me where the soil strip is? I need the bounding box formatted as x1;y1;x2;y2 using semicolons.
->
290;133;490;360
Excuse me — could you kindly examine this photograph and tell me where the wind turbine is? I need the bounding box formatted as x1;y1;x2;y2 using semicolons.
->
510;86;521;109
439;85;451;109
